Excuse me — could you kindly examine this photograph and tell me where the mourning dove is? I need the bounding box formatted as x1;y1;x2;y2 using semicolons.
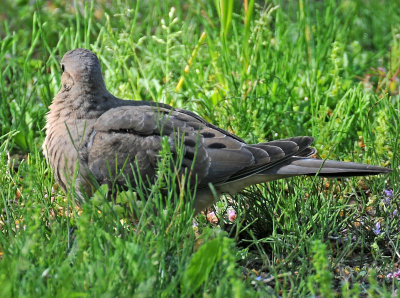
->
43;49;391;213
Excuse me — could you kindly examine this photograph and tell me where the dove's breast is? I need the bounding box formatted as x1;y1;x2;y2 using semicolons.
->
43;108;97;194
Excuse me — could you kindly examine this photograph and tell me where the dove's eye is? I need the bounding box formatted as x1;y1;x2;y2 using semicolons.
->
61;64;65;72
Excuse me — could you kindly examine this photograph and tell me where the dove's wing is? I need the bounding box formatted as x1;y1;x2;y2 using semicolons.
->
86;104;260;187
87;103;319;188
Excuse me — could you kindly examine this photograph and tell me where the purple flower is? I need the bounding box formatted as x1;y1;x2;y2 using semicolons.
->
227;208;237;222
387;270;400;279
395;271;400;278
372;221;381;235
383;189;393;205
384;189;393;197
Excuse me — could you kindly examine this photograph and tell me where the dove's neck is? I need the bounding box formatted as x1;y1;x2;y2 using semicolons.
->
51;83;118;121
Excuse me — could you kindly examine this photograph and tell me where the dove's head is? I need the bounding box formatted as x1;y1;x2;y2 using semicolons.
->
60;48;106;92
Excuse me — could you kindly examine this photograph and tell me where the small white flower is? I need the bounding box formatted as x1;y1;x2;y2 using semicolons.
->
41;268;50;278
169;7;176;19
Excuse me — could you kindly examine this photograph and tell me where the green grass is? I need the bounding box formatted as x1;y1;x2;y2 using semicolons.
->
0;0;399;296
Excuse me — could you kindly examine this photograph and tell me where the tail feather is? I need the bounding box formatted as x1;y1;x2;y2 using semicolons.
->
264;158;391;178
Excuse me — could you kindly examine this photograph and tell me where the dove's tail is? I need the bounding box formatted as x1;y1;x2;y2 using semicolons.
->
196;157;391;213
265;158;392;178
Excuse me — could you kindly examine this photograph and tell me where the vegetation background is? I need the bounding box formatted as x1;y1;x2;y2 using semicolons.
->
0;0;399;296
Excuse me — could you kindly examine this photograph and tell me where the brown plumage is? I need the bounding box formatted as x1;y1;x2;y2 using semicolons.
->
43;49;391;213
